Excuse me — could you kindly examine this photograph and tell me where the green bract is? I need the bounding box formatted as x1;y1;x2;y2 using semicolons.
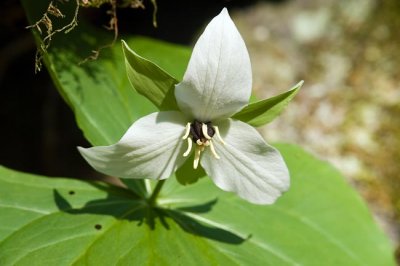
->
233;81;303;126
123;40;180;111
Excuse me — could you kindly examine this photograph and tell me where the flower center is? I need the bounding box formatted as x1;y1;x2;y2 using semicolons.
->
181;120;225;169
190;120;215;144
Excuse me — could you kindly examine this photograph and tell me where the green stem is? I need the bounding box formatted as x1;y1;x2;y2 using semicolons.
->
147;179;166;206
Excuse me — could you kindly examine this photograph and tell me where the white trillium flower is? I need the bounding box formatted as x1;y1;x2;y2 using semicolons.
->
78;8;290;204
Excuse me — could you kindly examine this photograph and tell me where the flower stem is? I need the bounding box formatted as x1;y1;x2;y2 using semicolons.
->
147;179;166;206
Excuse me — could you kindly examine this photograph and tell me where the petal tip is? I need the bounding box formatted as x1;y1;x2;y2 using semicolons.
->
220;7;228;14
77;146;93;160
175;7;251;121
219;8;232;21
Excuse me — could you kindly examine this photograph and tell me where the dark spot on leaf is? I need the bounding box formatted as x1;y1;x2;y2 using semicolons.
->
69;190;75;195
94;224;102;230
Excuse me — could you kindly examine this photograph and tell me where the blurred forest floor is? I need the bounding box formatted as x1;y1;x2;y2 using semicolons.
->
233;0;400;249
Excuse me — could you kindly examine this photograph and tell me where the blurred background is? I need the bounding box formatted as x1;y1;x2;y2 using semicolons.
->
0;0;399;259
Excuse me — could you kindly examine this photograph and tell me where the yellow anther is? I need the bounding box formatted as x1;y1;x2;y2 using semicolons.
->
213;126;225;145
202;123;212;140
183;138;193;157
182;122;191;139
209;141;220;159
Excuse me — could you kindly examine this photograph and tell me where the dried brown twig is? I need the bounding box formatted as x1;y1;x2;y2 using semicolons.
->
78;0;119;64
27;0;157;71
27;0;80;73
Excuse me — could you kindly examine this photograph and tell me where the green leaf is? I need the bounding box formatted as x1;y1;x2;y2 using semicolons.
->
24;1;157;147
21;2;190;147
0;166;234;265
175;153;206;185
122;40;179;111
0;143;395;265
233;81;303;127
21;0;190;196
160;143;396;265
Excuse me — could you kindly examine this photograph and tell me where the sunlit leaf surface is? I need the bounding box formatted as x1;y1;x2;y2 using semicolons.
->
0;144;395;265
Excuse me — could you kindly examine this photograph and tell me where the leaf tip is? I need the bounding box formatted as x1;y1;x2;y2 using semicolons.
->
296;80;305;89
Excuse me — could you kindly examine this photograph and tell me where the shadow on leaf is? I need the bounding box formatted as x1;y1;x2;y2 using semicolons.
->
162;208;246;244
53;189;246;245
176;198;218;213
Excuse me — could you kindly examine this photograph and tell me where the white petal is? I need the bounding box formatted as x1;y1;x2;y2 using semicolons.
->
175;8;252;122
78;111;188;180
200;119;290;204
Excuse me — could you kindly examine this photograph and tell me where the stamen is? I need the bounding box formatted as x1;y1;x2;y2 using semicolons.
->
213;126;225;145
193;146;202;169
183;138;193;157
186;120;222;168
182;122;191;139
202;123;212;140
209;141;220;159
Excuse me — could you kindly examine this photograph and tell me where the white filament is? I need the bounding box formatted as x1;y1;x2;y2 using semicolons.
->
213;126;225;145
182;122;191;139
209;141;220;159
202;123;212;139
183;138;193;157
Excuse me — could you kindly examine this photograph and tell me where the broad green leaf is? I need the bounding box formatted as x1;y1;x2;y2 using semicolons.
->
21;0;190;196
233;81;303;127
0;143;395;265
24;1;157;147
21;1;189;145
122;40;179;111
160;143;396;265
0;166;237;265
